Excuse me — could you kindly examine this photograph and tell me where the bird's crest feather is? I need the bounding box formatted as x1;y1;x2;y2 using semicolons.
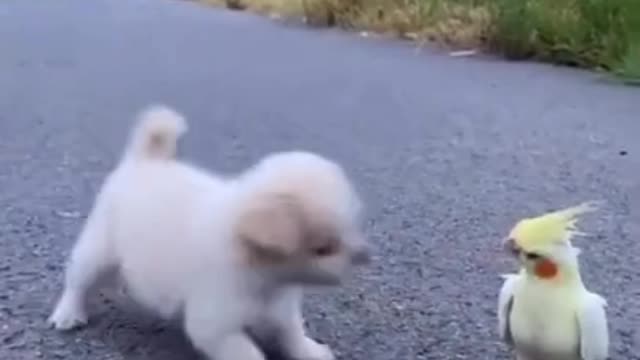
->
509;201;599;252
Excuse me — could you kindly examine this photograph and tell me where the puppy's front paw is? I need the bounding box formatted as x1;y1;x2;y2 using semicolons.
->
289;337;335;360
47;295;88;330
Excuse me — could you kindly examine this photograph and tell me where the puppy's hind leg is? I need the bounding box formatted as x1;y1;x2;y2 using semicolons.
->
48;200;116;330
261;288;335;360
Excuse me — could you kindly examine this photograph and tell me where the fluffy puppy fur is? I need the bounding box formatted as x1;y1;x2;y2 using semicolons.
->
47;105;370;360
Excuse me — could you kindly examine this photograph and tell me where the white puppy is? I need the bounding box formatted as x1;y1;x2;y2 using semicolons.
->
48;105;370;360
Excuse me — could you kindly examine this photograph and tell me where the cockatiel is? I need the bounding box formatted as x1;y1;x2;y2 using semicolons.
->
497;202;609;360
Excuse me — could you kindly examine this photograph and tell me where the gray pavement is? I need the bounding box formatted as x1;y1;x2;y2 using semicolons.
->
0;0;639;359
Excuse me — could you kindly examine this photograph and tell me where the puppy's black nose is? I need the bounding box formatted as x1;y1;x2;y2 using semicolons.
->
350;246;371;265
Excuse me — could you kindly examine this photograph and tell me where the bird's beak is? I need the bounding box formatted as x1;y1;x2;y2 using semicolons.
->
502;237;519;257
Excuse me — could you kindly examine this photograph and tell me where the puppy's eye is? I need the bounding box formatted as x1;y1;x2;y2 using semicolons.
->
311;236;339;257
525;252;541;260
313;244;335;257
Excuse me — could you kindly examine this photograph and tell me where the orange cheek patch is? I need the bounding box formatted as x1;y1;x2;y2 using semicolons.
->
534;259;558;279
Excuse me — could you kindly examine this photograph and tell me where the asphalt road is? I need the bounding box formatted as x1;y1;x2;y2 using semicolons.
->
1;0;639;359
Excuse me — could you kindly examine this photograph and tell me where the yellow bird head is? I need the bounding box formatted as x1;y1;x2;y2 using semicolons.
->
507;201;599;254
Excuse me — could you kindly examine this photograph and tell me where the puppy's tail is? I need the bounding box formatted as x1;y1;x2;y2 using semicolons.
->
125;105;188;160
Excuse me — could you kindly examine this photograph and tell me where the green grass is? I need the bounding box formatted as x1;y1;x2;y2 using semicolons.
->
488;0;640;80
208;0;640;81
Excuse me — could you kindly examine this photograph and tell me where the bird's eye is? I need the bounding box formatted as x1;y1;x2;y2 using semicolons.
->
525;252;541;260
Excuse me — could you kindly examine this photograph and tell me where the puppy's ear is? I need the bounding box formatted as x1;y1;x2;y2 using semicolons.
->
235;194;305;265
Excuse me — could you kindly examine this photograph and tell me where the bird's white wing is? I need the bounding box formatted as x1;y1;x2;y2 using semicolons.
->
577;292;609;360
497;273;520;345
